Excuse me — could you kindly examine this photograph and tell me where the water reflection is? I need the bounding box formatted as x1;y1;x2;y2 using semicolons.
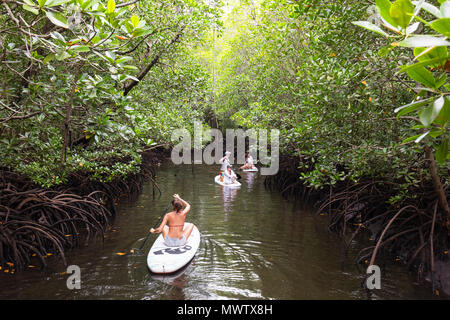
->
221;186;238;213
243;171;257;189
151;268;188;289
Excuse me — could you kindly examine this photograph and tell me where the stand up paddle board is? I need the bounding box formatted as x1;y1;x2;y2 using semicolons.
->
214;175;241;188
147;224;200;274
242;167;258;172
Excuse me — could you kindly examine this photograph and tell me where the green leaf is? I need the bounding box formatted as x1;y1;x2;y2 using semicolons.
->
436;97;450;124
46;11;69;28
429;128;445;138
414;130;430;143
23;4;39;15
376;0;398;28
435;138;448;164
399;56;450;72
412;1;441;18
405;66;436;87
56;51;71;61
435;73;447;89
418;97;443;126
50;31;65;42
43;53;55;64
106;0;115;14
414;46;447;62
45;0;71;6
419;106;433;126
69;45;90;52
38;0;47;7
130;14;139;28
406;21;420;34
430;18;450;37
125;75;139;82
402;133;422;143
394;97;434;117
123;65;138;70
390;0;414;29
104;50;115;62
115;56;133;64
352;21;389;37
441;1;450;18
432;95;445;117
399;35;450;47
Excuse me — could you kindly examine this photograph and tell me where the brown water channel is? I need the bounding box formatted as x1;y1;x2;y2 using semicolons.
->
0;162;435;299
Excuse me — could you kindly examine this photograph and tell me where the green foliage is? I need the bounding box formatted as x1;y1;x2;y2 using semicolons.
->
0;0;221;186
203;0;448;200
355;0;450;165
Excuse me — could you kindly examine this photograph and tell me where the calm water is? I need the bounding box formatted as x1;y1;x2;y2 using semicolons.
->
0;162;434;299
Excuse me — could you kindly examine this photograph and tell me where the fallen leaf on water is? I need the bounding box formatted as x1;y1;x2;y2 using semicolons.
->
116;252;126;256
6;262;14;267
65;234;72;237
47;253;53;256
4;270;9;273
61;271;66;275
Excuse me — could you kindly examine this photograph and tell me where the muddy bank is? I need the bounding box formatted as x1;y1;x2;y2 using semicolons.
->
0;148;169;273
264;154;450;297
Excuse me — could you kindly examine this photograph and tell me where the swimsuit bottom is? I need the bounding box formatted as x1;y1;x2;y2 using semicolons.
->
164;234;187;247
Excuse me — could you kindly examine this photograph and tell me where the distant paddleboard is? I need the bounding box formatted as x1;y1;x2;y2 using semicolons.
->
147;224;200;274
214;175;241;188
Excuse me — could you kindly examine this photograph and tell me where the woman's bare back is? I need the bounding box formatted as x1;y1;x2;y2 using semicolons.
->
166;211;186;238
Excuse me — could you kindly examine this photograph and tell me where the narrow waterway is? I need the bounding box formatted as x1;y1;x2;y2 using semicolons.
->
0;162;435;299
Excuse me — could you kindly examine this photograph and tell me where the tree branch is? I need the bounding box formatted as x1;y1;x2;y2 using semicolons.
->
123;26;185;96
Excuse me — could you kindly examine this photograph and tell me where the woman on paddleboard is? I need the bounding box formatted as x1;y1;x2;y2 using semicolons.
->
219;151;232;182
223;165;237;185
150;194;195;247
240;152;255;170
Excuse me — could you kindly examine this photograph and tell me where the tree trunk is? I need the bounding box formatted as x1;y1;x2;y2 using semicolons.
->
59;65;81;173
424;146;450;231
123;27;185;96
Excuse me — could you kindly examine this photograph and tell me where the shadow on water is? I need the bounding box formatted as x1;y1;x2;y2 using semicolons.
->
0;162;436;299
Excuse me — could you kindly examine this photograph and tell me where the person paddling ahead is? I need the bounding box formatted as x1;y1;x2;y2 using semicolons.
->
150;194;195;247
219;151;232;182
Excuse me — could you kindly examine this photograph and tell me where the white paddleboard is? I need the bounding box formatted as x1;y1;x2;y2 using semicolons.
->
214;175;241;188
147;224;200;274
242;167;258;172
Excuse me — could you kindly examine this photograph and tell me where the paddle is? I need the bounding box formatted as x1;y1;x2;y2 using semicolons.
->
137;202;172;251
